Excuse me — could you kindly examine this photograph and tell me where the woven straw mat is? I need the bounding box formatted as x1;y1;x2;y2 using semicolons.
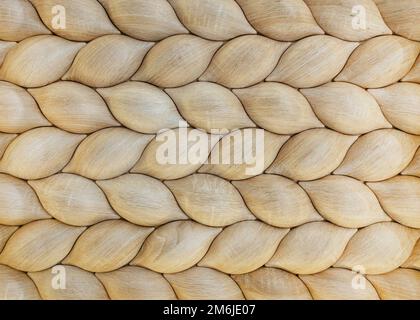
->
0;0;419;300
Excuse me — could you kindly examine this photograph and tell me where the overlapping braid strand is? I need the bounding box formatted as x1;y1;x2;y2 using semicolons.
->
0;0;419;300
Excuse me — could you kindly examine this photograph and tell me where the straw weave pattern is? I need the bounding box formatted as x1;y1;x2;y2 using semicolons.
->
0;0;419;300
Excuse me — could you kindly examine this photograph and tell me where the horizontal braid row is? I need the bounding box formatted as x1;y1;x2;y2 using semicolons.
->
1;173;420;291
1;0;419;42
1;171;420;229
0;33;419;89
1;264;419;300
0;218;418;277
1;80;420;135
0;126;419;181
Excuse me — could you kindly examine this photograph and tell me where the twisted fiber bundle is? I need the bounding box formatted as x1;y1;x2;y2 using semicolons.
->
0;0;419;300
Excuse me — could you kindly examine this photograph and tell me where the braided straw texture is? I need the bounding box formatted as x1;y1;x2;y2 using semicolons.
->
0;0;419;300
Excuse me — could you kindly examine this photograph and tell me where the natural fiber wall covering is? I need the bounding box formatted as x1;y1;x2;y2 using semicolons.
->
0;0;419;300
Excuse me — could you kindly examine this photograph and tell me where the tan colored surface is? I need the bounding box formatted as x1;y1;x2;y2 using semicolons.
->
0;0;419;300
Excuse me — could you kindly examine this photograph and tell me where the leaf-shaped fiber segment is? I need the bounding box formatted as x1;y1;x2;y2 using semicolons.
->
0;81;50;133
132;35;222;87
402;148;420;177
199;129;289;180
0;127;85;180
96;266;177;300
198;221;289;274
131;128;219;180
301;82;391;135
200;35;290;88
0;220;85;272
232;174;322;228
402;240;419;270
164;267;244;300
63;220;153;273
166;82;255;132
300;268;379;300
266;128;357;181
233;82;323;135
30;0;119;41
367;176;420;228
0;41;16;65
62;35;153;87
63;127;153;180
164;174;255;227
0;0;50;41
28;173;119;227
97;82;184;134
131;221;221;273
0;134;17;159
402;55;420;83
334;129;420;181
300;175;390;228
0;174;51;226
99;0;187;41
0;225;18;252
335;35;420;88
305;0;391;41
0;35;84;88
266;35;358;88
169;0;256;40
0;265;40;300
367;269;420;300
267;222;356;274
368;83;420;135
335;222;420;274
29;81;120;134
28;265;108;300
375;0;420;41
232;268;312;300
236;0;324;41
96;174;187;226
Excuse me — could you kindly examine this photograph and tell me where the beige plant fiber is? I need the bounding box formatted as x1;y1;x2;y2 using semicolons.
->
0;0;419;300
